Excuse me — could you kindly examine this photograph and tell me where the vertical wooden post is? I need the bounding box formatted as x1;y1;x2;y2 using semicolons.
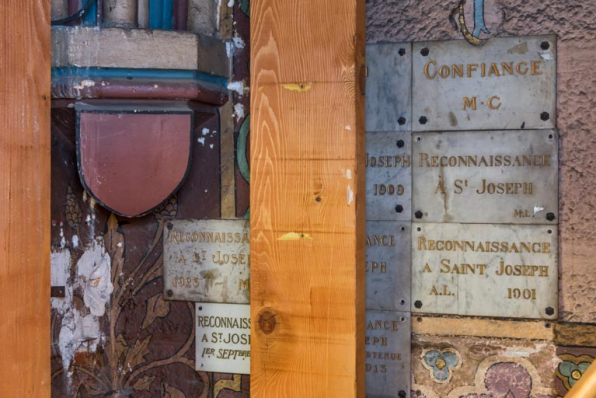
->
250;0;366;396
0;0;51;396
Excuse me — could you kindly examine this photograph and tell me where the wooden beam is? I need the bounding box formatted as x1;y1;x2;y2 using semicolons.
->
0;0;51;396
250;0;366;397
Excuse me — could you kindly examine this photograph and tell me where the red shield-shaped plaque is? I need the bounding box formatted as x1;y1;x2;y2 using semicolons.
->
77;103;193;217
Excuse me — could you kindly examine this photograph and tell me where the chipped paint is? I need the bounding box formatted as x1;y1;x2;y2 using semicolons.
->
202;127;210;135
77;241;113;317
278;232;313;241
282;83;312;93
534;205;545;214
228;81;246;95
198;137;206;145
234;103;245;120
345;125;352;131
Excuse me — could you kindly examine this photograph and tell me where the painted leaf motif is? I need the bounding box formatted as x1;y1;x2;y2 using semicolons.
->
115;334;128;362
161;382;187;398
103;213;125;289
143;293;171;329
124;335;152;369
214;374;242;397
133;375;156;391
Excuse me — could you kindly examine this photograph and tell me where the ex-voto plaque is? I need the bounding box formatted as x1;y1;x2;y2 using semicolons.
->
412;129;558;224
366;221;411;311
163;219;250;303
412;35;556;131
365;310;411;398
412;223;558;319
196;303;250;374
366;131;412;221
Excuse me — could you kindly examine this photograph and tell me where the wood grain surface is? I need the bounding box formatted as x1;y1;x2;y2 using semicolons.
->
0;0;51;396
250;0;366;396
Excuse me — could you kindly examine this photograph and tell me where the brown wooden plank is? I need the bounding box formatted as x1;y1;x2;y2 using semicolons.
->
0;0;51;396
250;0;366;396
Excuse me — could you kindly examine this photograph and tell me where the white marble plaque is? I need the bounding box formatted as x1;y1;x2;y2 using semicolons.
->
366;43;412;132
163;219;250;303
412;223;558;319
412;35;556;131
412;129;558;224
366;132;412;221
366;221;411;311
366;310;411;398
195;303;251;374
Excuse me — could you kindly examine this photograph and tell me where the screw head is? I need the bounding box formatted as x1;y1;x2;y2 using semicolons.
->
397;117;406;126
398;391;407;398
396;139;405;148
415;210;423;219
541;112;550;121
398;48;406;56
166;289;174;297
540;41;550;50
419;116;428;125
545;307;555;316
420;48;429;56
167;222;174;230
546;212;556;221
414;300;423;309
395;205;404;213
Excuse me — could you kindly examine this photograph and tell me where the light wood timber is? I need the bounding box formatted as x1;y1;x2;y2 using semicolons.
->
0;0;51;396
250;0;366;397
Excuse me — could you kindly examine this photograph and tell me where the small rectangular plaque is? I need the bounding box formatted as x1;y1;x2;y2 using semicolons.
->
366;221;411;311
366;132;412;221
366;310;411;398
412;223;558;319
164;219;250;303
195;303;250;374
412;35;556;131
366;43;412;132
412;129;558;224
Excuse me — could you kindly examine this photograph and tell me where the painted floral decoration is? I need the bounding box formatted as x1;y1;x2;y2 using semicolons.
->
422;348;461;383
557;354;594;391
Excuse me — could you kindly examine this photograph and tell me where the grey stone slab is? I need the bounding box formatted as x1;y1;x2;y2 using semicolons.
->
366;43;412;132
366;221;411;311
412;35;556;131
412;129;558;224
412;223;558;320
366;131;412;221
365;310;411;398
195;303;250;374
163;219;250;303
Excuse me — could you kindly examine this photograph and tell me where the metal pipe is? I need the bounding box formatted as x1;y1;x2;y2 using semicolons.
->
566;361;596;398
103;0;137;28
138;0;150;28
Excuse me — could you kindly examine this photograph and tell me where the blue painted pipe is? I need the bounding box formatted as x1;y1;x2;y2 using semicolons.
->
149;0;164;29
162;0;174;30
51;67;228;87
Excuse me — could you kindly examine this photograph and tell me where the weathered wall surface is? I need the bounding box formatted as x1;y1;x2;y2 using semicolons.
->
368;0;596;396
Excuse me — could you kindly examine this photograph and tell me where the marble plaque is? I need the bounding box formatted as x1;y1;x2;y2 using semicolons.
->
366;132;412;221
412;35;556;131
412;129;558;224
366;43;412;132
163;219;250;303
412;223;558;319
366;310;411;398
195;303;250;374
366;221;411;311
